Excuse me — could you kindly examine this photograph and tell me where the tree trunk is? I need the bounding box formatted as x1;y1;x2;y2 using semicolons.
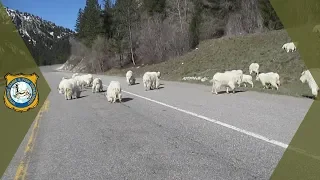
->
127;8;136;66
177;0;183;32
129;25;136;66
184;0;187;20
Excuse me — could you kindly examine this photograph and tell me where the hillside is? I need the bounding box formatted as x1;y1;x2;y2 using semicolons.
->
4;7;74;66
105;29;313;98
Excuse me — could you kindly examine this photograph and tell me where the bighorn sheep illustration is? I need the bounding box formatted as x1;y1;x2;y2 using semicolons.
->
13;83;31;100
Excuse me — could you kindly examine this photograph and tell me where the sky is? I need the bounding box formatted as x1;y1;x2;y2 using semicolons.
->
2;0;106;31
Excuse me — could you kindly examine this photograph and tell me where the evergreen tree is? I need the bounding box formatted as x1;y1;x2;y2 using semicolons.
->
82;0;103;47
258;0;283;30
189;0;202;49
143;0;166;17
103;0;113;39
75;8;83;34
112;0;140;65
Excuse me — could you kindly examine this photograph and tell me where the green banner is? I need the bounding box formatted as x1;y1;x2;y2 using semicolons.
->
270;0;320;179
0;2;51;177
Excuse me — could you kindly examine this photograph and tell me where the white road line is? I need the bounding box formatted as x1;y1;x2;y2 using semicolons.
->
102;84;289;149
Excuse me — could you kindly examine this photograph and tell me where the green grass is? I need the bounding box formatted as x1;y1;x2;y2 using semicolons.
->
105;29;315;99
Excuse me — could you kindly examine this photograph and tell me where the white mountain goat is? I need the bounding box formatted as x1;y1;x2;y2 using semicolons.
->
143;72;152;91
72;73;79;78
249;63;259;75
312;25;320;33
126;70;136;85
149;71;161;89
300;70;319;97
72;75;86;90
106;81;122;103
240;74;254;88
58;78;81;100
58;79;68;94
225;70;243;87
82;74;93;87
143;71;160;91
256;72;280;90
211;71;242;95
92;78;103;93
282;42;297;53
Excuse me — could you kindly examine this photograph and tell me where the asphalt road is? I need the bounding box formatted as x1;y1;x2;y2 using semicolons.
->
1;65;314;180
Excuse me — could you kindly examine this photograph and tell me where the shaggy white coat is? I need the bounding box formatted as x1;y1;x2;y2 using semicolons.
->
59;78;81;100
92;78;103;93
72;75;87;90
82;74;93;86
249;63;259;75
224;70;243;86
211;71;241;94
72;73;79;78
256;72;280;90
312;25;320;33
106;81;122;103
282;42;297;52
240;74;254;88
143;71;160;90
126;70;136;85
300;70;319;97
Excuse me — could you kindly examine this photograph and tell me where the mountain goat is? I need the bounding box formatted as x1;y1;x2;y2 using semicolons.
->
143;71;160;91
300;70;319;97
58;78;81;100
211;71;241;95
72;73;79;78
282;42;297;53
82;74;93;87
92;78;103;93
312;25;320;33
106;81;122;103
249;63;259;75
126;70;136;85
72;75;86;90
225;70;243;86
256;72;280;90
240;74;254;88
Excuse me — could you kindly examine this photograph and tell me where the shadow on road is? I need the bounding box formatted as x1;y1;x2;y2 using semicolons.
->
302;94;317;100
126;82;140;86
215;90;245;94
76;95;88;99
121;97;133;102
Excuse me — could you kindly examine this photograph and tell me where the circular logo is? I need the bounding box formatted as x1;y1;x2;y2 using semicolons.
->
6;77;37;108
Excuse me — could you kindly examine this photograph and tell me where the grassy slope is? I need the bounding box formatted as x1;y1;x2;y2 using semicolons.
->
106;29;314;98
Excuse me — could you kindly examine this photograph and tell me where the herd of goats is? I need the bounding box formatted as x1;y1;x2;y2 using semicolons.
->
57;60;319;103
57;71;161;103
56;25;320;101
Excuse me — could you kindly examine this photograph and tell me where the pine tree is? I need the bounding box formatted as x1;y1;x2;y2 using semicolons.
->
189;0;202;49
143;0;166;17
258;0;283;30
75;8;83;34
113;0;140;65
103;0;113;39
82;0;103;47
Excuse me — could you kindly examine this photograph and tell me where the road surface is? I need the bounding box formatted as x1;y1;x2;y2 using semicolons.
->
1;65;314;180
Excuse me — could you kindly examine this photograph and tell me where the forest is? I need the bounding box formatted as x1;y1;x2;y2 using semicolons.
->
67;0;283;73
